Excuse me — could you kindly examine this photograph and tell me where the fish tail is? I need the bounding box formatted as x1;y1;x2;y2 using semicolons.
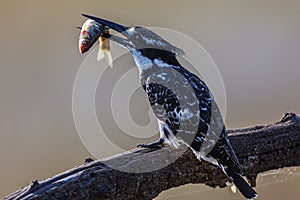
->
97;45;105;61
104;49;113;68
97;37;113;67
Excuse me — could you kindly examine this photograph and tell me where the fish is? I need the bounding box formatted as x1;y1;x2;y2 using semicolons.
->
79;19;113;67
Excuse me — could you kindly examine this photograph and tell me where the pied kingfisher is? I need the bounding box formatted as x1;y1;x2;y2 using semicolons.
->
82;14;258;199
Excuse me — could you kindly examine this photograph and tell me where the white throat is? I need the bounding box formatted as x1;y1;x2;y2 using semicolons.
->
131;50;153;72
131;50;172;73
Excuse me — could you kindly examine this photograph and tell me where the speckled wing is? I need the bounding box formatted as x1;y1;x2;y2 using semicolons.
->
185;69;242;174
142;66;211;146
142;64;242;174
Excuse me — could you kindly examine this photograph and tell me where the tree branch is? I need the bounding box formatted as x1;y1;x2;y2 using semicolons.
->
5;113;300;200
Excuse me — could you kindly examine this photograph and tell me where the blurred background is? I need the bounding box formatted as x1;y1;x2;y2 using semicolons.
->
1;0;299;199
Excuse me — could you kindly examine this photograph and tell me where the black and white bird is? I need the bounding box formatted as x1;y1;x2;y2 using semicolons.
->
83;14;258;199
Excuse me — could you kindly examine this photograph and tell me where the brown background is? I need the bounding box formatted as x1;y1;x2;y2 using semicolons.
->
0;0;299;199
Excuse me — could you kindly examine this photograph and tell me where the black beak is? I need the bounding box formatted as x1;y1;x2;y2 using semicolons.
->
82;14;128;35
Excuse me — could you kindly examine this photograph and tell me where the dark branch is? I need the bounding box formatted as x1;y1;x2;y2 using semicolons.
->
5;113;300;200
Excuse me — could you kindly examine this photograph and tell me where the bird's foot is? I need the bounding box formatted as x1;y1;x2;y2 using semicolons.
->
137;138;165;149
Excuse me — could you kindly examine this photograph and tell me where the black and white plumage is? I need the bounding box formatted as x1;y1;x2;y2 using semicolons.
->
83;14;258;199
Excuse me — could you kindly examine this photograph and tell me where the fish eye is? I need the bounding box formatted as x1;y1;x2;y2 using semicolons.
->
82;41;88;46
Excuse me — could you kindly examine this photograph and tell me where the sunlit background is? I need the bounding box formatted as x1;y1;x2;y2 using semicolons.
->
1;0;300;199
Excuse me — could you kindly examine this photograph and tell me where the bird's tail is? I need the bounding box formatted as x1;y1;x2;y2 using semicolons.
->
223;166;258;200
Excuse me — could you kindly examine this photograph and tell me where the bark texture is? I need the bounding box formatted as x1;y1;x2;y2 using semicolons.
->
5;113;300;200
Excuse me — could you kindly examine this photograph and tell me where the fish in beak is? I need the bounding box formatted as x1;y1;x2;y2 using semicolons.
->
78;19;113;67
82;14;184;57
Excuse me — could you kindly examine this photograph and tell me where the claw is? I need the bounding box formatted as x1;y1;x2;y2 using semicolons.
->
137;143;162;149
137;138;165;149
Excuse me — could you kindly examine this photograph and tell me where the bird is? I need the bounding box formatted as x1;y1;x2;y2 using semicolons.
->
82;14;258;199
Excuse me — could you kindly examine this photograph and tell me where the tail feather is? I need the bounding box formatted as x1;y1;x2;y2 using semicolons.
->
223;166;258;199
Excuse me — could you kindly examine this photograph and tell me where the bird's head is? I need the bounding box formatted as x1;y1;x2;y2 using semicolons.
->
82;14;184;66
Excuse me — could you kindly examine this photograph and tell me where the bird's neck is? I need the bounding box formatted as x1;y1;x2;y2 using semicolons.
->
131;50;153;72
131;49;181;73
